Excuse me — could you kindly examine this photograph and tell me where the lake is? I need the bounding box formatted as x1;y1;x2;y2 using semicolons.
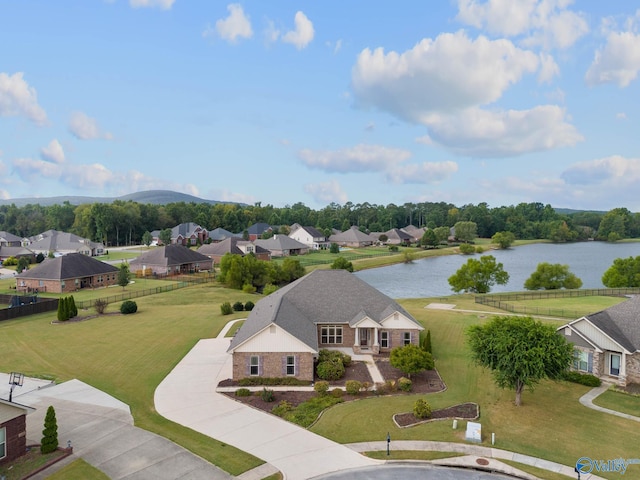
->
355;242;640;298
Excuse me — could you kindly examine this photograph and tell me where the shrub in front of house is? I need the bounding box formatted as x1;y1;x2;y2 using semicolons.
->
237;377;311;386
330;388;344;398
316;359;345;381
235;388;251;397
345;380;362;395
562;370;601;387
260;387;275;402
413;398;432;419
398;376;413;392
94;298;108;315
120;300;138;314
271;400;294;417
242;283;256;294
220;302;233;315
244;301;255;311
314;381;329;396
232;301;244;311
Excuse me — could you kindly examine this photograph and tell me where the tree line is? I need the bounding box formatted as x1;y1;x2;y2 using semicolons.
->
0;199;637;247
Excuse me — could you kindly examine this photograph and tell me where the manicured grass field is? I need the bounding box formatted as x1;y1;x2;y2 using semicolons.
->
593;389;640;417
0;283;261;476
46;459;110;480
310;301;639;480
492;295;625;318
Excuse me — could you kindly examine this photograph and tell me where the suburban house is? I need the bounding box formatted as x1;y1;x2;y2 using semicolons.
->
329;226;376;248
558;295;640;386
289;225;330;250
401;225;427;244
245;223;273;241
375;228;413;246
0;231;22;248
129;244;213;276
0;246;35;263
254;235;309;257
0;399;35;465
208;227;236;243
227;269;424;381
25;230;105;257
197;238;270;264
15;253;119;293
171;223;208;246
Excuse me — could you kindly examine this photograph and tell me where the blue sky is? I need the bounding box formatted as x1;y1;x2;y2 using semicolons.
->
1;1;640;211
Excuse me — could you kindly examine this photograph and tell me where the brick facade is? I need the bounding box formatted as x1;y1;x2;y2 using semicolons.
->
316;324;355;349
232;352;315;382
626;352;640;384
0;415;28;465
16;272;119;294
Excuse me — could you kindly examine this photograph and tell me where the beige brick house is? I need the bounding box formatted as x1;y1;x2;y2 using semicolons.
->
15;253;118;293
0;399;35;465
227;269;423;382
558;295;640;386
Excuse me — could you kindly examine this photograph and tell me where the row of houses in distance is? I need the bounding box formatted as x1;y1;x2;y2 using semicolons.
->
0;230;104;262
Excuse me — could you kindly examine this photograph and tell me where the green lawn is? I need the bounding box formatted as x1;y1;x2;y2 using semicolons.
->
0;283;260;476
593;389;640;417
46;459;110;480
489;295;625;318
310;301;639;480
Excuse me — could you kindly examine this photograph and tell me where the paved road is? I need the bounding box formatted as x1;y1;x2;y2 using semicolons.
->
311;464;516;480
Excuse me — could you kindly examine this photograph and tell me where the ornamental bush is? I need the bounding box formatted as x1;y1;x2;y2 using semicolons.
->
345;380;362;395
316;359;345;381
40;405;58;454
94;298;108;315
562;370;601;387
398;376;413;392
413;398;432;419
314;381;329;396
260;387;275;402
220;302;233;315
235;388;251;397
459;243;475;255
272;400;294;417
330;388;344;398
232;301;244;311
244;301;255;311
120;300;138;314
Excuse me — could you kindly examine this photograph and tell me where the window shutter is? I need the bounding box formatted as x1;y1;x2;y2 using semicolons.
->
282;356;286;376
259;356;263;376
588;352;593;373
295;356;299;376
246;357;250;377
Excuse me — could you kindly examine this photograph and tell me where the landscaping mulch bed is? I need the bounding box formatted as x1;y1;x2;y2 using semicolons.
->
394;402;479;428
221;357;448;415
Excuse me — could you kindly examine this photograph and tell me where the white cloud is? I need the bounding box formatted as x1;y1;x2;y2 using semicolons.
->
282;11;314;50
298;144;412;173
211;4;253;44
209;189;256;205
0;72;47;126
561;155;640;186
385;161;458;184
351;31;539;122
68;111;113;140
538;52;560;83
304;179;348;204
129;0;174;9
585;31;640;87
617;112;627;119
326;39;342;54
456;0;588;49
264;19;281;44
423;106;582;157
40;139;65;164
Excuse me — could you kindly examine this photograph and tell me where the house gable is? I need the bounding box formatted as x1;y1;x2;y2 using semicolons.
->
231;323;317;354
569;317;631;353
351;316;381;329
380;311;424;330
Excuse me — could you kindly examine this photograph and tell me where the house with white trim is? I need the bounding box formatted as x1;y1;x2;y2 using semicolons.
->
558;295;640;386
227;269;423;381
0;399;35;465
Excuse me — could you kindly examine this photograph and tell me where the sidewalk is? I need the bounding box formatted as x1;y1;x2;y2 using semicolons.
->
579;385;640;422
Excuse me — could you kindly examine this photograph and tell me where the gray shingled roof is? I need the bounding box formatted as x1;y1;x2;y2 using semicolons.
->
130;244;211;267
171;222;204;239
197;238;268;256
585;296;640;352
228;269;420;352
0;231;22;243
254;235;308;251
208;227;237;241
329;226;376;244
27;231;102;253
17;253;117;280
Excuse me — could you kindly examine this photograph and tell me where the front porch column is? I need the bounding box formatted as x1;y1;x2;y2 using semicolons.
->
354;328;359;347
373;327;379;346
621;352;628;386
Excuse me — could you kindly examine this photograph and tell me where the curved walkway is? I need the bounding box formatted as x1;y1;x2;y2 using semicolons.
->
579;384;640;422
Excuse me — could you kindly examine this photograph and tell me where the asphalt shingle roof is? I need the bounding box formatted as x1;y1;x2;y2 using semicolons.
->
16;253;117;280
197;238;268;256
229;269;420;352
254;236;308;251
329;226;376;244
585;295;640;352
130;244;211;267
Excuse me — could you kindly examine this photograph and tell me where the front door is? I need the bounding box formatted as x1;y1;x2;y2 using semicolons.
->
360;328;370;346
610;353;621;376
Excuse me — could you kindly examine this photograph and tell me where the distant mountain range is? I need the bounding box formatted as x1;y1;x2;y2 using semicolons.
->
0;190;238;207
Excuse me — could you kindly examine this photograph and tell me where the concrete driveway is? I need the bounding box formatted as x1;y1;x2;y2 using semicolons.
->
154;337;377;480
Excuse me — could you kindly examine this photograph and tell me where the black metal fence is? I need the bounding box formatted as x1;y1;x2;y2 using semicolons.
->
0;294;59;322
475;288;640;318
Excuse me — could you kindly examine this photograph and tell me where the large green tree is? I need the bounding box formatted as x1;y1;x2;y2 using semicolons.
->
467;316;574;406
159;228;172;246
448;255;509;294
453;221;478;243
602;256;640;288
491;231;515;249
117;263;131;289
524;263;583;290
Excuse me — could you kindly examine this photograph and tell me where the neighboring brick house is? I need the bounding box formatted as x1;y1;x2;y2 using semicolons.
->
227;269;423;382
197;238;270;264
373;228;413;246
329;226;376;247
558;295;640;387
15;253;118;293
25;230;105;257
401;225;427;244
0;231;22;247
288;225;330;250
208;227;236;243
0;399;35;465
129;244;213;276
151;223;209;246
245;223;273;241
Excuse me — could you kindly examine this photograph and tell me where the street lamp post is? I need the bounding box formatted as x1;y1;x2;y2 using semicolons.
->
386;432;390;456
8;372;24;402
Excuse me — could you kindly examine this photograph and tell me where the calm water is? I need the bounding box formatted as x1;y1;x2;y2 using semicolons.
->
355;242;640;298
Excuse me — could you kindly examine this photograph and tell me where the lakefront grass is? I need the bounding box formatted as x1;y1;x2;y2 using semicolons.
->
311;299;638;480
